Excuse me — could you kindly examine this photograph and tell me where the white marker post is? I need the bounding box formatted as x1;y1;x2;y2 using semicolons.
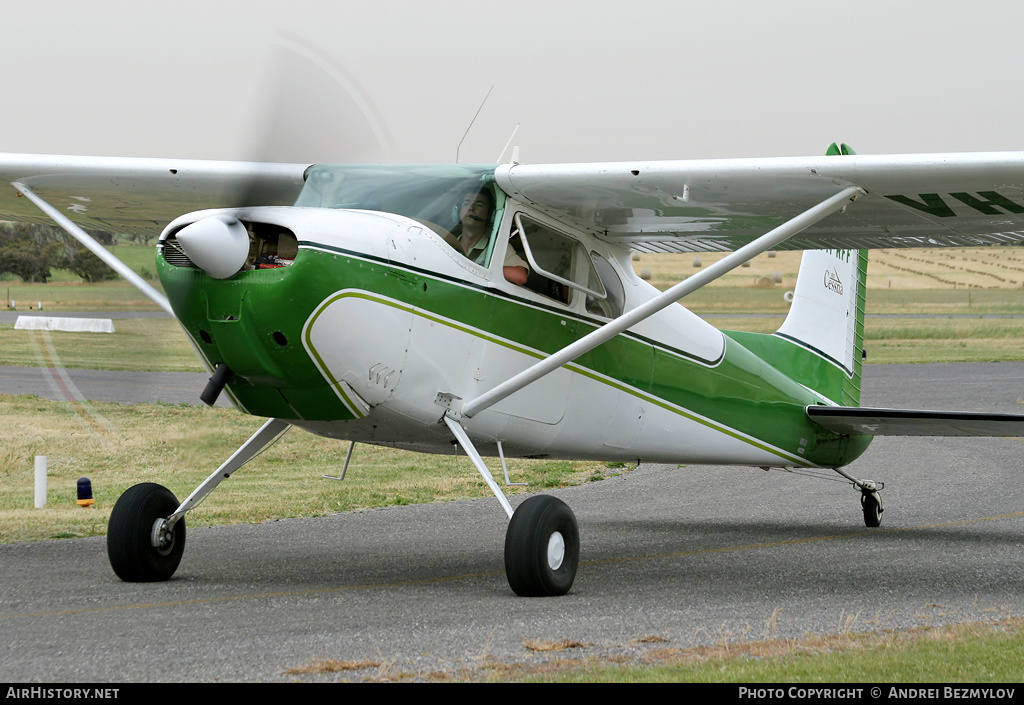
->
34;456;47;508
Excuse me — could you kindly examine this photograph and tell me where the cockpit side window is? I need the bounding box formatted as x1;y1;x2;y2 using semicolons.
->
299;169;468;223
442;186;503;269
296;165;505;271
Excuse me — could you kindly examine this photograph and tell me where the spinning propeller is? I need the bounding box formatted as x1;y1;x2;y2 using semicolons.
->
174;32;395;279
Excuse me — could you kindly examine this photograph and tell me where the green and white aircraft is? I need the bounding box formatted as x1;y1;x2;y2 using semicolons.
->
3;143;1024;596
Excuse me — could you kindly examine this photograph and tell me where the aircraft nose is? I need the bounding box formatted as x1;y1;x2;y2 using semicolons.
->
174;215;250;279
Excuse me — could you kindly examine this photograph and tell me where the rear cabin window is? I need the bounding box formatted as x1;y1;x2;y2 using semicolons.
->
586;251;625;318
513;214;610;309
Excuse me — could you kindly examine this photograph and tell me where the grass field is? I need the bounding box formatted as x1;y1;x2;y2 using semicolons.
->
0;394;612;544
635;247;1024;298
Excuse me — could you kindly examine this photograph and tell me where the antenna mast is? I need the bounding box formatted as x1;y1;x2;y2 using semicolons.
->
456;86;494;163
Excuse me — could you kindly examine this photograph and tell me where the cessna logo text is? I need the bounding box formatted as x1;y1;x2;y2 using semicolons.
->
824;268;843;295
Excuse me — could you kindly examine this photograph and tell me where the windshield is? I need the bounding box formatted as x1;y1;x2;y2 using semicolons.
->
296;164;498;228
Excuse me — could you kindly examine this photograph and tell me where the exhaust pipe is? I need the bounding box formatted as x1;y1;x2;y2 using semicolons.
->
201;363;234;406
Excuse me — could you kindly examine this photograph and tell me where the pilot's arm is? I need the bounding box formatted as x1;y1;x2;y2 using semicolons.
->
503;247;529;285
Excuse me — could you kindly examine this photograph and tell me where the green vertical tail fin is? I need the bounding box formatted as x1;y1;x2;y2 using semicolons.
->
773;248;868;406
722;248;868;406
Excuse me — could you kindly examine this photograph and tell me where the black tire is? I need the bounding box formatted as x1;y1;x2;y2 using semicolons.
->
107;483;185;582
862;492;882;528
504;495;579;596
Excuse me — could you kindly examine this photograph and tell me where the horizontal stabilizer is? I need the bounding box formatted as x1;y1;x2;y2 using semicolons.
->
806;406;1024;437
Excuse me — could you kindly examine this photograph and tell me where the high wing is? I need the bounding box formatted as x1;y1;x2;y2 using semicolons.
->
6;151;1024;249
0;153;309;238
495;152;1024;253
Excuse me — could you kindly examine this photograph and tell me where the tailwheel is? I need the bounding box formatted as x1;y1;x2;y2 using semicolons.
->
832;467;885;529
504;495;579;596
107;483;186;582
860;481;883;528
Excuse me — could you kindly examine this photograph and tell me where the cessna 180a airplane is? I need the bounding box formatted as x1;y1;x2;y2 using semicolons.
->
4;143;1024;596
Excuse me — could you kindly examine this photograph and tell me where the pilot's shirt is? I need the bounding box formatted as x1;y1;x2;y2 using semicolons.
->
464;236;529;272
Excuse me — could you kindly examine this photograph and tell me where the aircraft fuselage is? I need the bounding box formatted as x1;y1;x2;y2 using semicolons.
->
158;201;870;469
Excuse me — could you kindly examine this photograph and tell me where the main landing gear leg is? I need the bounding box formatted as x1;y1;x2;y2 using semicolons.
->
832;467;884;528
107;417;292;582
442;415;579;596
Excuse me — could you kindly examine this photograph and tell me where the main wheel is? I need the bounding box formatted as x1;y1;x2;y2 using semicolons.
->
862;492;882;528
107;483;186;582
504;495;579;596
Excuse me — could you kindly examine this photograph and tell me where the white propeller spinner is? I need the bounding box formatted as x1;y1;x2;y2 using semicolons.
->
175;215;250;279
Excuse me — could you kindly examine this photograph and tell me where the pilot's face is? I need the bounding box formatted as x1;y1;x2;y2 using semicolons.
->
460;193;491;225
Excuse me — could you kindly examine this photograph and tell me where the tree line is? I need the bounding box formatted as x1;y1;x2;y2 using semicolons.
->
0;222;145;283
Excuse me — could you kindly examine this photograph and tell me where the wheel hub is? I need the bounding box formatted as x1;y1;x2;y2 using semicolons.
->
547;531;565;571
150;518;176;556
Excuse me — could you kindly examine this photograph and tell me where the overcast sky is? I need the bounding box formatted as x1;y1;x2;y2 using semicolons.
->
2;0;1023;165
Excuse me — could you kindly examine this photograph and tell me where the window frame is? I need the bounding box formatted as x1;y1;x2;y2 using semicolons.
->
586;250;625;319
511;212;608;304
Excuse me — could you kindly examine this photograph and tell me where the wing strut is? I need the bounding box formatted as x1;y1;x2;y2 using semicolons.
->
163;417;293;529
11;181;174;316
443;415;514;518
459;185;864;419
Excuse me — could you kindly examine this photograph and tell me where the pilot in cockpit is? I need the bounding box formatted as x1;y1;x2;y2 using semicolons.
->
445;187;529;285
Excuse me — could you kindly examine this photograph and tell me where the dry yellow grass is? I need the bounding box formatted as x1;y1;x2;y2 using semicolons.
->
523;639;595;652
632;250;804;292
632;247;1024;293
283;658;384;675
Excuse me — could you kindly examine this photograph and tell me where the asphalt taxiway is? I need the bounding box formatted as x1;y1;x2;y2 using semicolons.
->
1;362;1023;681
